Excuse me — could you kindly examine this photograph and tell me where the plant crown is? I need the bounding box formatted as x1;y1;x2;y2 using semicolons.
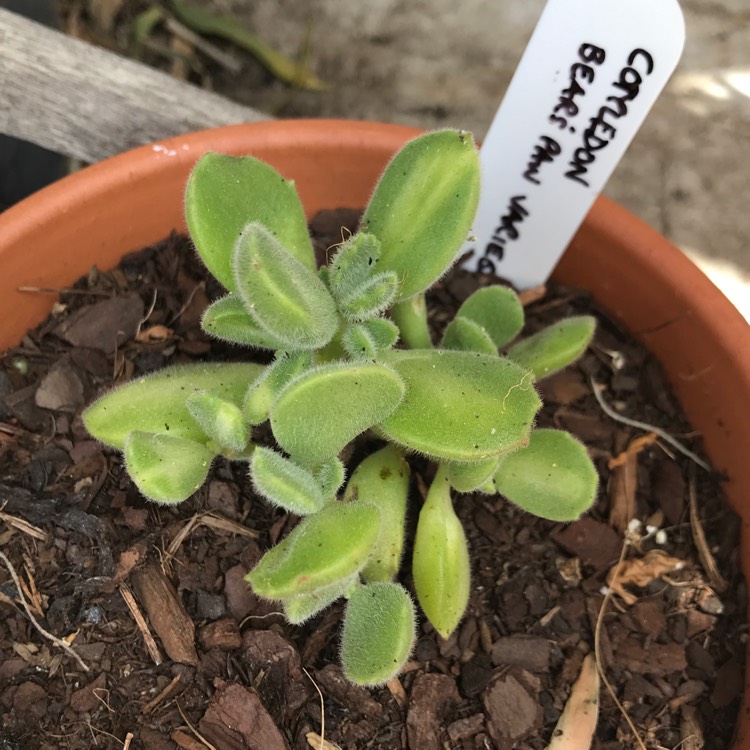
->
84;130;598;685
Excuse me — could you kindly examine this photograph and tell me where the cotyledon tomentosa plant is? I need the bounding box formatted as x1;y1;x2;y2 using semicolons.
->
83;130;598;686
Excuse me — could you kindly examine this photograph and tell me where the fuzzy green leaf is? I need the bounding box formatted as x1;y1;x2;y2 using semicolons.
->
338;272;399;322
342;319;400;359
124;431;215;504
377;349;541;461
232;223;338;350
186;391;248;453
271;362;405;467
493;429;598;521
283;575;358;624
341;582;416;685
250;447;325;515
186;152;315;290
456;286;525;348
246;502;380;599
243;351;312;425
316;457;346;498
329;233;382;298
344;445;410;582
412;466;470;638
442;316;497;355
447;456;500;493
83;363;262;451
507;316;596;380
201;294;288;349
361;130;480;301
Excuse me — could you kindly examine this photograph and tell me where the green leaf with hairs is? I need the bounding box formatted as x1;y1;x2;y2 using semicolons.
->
186;391;248;453
361;130;480;301
377;349;541;461
342;319;399;359
344;445;410;582
201;294;288;349
341;582;416;686
316;457;346;498
412;466;470;638
243;351;312;425
232;223;338;350
338;271;399;322
447;456;500;493
442;316;497;355
507;316;596;380
124;431;215;504
246;502;380;599
493;429;598;521
456;286;525;348
271;362;405;467
329;233;382;299
250;447;325;515
283;575;358;624
83;363;262;451
186;153;315;290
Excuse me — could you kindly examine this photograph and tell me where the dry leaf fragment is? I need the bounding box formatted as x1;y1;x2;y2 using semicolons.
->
607;432;658;533
135;324;174;342
606;550;685;605
544;653;599;749
306;733;341;750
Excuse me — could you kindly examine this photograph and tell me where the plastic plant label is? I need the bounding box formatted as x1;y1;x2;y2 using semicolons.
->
462;0;685;288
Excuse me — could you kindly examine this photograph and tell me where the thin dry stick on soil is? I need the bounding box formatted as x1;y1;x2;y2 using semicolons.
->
0;551;90;672
688;464;728;592
119;582;164;665
176;700;218;750
594;538;648;750
304;667;330;750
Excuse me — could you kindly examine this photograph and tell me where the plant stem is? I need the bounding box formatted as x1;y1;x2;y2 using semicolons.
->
392;294;432;349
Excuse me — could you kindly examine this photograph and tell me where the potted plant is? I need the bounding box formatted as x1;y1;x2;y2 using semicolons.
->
0;120;748;745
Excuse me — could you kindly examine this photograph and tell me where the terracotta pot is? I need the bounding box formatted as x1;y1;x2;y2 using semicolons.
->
1;119;748;743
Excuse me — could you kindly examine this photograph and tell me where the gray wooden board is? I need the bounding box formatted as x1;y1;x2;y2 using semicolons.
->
0;8;271;163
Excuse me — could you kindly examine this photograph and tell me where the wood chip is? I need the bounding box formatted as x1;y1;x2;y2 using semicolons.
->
305;733;341;750
119;583;163;665
131;562;198;665
198;680;288;750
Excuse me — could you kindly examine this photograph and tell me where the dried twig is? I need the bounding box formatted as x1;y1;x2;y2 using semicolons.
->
165;18;242;73
386;675;407;709
0;551;90;672
143;673;182;715
0;509;47;541
176;700;218;750
590;378;711;471
594;540;647;750
123;733;135;750
166;512;258;561
304;667;327;750
688;465;728;592
119;583;164;665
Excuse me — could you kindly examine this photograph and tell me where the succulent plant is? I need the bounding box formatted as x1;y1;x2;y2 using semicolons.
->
84;129;598;685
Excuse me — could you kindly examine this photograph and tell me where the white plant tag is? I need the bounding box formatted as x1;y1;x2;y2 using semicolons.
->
462;0;685;288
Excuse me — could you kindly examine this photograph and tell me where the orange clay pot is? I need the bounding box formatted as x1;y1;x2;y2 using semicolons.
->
0;119;748;743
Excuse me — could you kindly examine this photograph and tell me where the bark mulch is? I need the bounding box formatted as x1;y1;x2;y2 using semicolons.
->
0;208;744;750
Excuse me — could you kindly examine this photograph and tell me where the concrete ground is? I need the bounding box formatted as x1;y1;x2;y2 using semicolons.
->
216;0;750;320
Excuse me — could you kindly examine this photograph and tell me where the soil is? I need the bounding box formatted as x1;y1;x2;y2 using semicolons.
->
0;208;745;750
